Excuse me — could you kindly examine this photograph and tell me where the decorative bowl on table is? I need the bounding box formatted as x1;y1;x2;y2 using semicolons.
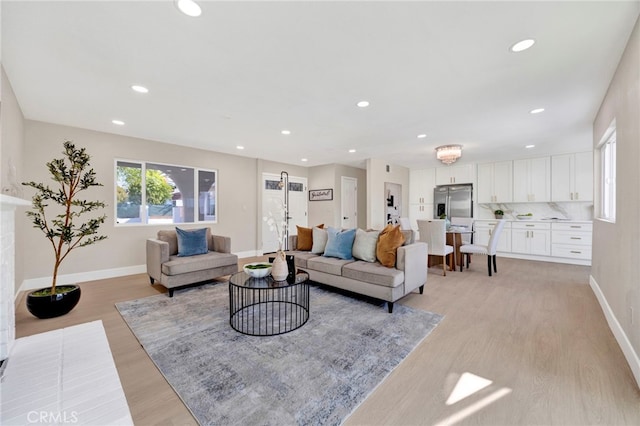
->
243;262;273;278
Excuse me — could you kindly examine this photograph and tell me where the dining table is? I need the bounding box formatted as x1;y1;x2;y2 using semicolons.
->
446;226;474;270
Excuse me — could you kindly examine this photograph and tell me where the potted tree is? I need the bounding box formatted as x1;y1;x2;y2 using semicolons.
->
22;141;107;319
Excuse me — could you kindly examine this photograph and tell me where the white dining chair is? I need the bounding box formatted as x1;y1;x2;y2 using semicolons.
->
459;220;506;276
417;219;455;276
450;217;475;244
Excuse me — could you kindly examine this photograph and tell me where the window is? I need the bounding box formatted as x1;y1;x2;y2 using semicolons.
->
115;160;217;225
599;128;616;221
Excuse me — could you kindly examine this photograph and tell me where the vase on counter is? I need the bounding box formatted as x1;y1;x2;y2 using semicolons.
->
271;250;288;281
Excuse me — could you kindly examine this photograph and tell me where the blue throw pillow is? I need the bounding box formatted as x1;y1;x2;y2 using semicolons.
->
176;227;209;257
323;227;356;260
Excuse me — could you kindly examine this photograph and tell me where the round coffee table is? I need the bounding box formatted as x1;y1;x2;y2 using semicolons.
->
229;270;310;336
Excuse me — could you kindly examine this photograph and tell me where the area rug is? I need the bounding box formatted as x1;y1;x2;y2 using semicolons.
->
116;282;443;425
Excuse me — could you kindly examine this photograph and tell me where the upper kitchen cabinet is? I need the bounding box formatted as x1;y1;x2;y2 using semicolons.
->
409;168;436;204
551;152;593;202
477;161;513;203
435;164;475;185
513;157;550;202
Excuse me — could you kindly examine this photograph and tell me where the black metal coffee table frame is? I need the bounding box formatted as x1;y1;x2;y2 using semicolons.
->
229;270;310;336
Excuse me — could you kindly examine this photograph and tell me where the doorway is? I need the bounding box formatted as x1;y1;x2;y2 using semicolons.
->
341;176;358;229
262;173;308;253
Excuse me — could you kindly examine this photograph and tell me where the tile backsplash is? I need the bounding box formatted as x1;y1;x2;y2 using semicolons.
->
478;202;593;221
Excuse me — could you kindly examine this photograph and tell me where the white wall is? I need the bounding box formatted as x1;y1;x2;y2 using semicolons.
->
591;16;640;385
306;164;367;229
307;164;335;227
21;120;260;288
366;158;409;230
1;66;26;293
334;164;367;230
17;123;371;290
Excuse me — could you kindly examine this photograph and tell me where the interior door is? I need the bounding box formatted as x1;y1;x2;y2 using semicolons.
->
262;174;307;253
341;176;357;228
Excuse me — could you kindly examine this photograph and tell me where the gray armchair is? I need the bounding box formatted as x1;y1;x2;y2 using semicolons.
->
146;228;238;296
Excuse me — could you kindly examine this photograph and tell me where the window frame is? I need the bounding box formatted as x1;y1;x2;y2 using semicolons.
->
597;122;616;223
114;159;218;226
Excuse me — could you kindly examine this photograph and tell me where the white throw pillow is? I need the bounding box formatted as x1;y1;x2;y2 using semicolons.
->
352;228;381;262
311;226;328;254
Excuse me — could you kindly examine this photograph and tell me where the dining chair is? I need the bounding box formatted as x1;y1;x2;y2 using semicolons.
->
417;219;455;276
399;217;412;230
450;217;474;244
459;220;506;276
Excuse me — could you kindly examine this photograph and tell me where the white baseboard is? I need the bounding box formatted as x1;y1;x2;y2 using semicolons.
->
18;265;147;294
236;250;263;259
18;250;262;295
499;252;591;266
589;275;640;388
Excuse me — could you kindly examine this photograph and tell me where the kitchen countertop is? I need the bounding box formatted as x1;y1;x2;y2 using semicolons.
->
475;218;593;223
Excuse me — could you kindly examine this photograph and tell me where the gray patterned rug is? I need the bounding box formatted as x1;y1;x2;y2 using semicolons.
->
116;282;442;425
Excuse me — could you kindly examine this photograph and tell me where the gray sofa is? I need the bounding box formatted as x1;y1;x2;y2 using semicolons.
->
146;229;238;297
287;232;428;313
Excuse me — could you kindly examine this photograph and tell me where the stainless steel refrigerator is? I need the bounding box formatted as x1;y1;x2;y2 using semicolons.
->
434;184;473;218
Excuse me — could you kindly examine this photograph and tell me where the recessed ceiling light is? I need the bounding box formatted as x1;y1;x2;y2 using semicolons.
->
176;0;201;17
236;145;244;150
281;130;291;135
301;158;308;162
530;108;545;114
417;134;427;139
510;39;535;52
356;101;370;108
348;149;356;153
525;145;535;149
131;85;149;93
112;119;125;126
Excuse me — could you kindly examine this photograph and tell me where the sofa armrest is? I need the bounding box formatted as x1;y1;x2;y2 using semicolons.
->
146;238;170;281
212;235;232;253
396;242;428;293
288;235;298;251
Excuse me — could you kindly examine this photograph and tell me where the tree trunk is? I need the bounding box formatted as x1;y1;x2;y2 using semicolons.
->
51;260;61;295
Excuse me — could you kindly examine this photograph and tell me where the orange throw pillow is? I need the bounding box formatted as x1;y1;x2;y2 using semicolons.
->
296;224;324;251
376;224;406;267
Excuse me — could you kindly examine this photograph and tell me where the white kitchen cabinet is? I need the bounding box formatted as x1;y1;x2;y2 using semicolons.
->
474;220;511;253
409;204;432;228
551;152;593;202
409;168;436;229
435;164;475;185
410;168;436;204
477;161;513;203
511;221;551;256
551;222;592;262
513;157;550;202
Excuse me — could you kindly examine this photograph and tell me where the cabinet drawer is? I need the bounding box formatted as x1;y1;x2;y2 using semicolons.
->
511;222;551;230
551;222;593;232
475;221;511;230
552;231;592;246
552;244;592;260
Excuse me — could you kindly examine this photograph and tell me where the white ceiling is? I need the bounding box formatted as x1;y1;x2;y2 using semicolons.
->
2;1;639;169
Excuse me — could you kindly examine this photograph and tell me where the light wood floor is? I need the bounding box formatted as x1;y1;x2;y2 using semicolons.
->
14;257;640;425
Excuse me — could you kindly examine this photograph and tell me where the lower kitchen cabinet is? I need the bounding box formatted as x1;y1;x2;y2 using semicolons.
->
551;222;592;261
468;220;591;265
511;222;551;256
474;220;511;253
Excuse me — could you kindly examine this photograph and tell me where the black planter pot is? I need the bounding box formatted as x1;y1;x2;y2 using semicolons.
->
26;285;81;319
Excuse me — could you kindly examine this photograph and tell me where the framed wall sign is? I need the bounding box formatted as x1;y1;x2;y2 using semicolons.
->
309;188;333;201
